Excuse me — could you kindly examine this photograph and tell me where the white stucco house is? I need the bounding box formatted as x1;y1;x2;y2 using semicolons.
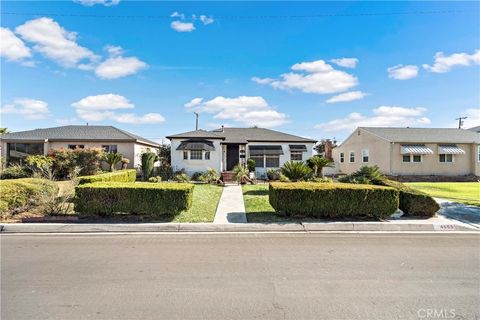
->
166;127;316;177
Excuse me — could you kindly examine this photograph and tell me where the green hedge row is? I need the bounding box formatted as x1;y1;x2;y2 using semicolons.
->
269;182;399;219
74;182;194;216
78;169;136;185
377;180;440;217
0;178;57;214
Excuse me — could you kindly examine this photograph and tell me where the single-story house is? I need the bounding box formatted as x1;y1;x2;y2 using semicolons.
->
0;125;159;169
332;127;480;177
166;127;316;177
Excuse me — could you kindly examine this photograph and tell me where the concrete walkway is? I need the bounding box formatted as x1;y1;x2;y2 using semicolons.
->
213;185;247;223
435;198;480;229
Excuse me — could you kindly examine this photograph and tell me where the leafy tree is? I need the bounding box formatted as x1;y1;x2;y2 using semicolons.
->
280;161;312;182
306;155;334;178
0;128;9;134
104;152;123;172
158;144;171;165
314;139;337;155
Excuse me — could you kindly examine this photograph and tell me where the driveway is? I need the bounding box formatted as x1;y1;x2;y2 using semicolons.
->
436;198;480;228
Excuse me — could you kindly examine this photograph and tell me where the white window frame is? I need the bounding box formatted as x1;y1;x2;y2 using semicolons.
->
349;151;355;163
361;149;369;163
290;151;302;161
265;155;280;168
439;154;454;163
339;153;344;163
183;151;188;160
190;150;202;160
403;154;423;163
477;145;480;162
205;151;210;160
102;144;118;153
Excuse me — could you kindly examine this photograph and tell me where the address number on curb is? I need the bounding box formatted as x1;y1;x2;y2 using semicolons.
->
433;224;456;231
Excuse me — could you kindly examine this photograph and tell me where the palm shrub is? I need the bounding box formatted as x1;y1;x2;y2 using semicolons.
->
233;164;249;184
104;152;123;172
306;155;334;177
339;165;386;184
140;151;158;181
199;168;220;183
280;161;311;182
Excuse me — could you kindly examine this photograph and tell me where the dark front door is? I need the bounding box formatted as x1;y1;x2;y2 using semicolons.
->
226;144;239;171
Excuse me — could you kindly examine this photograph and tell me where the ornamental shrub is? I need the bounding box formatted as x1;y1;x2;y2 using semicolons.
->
48;147;104;178
77;169;136;185
377;180;439;217
280;161;312;182
269;182;399;219
140;151;158;181
267;168;281;181
338;165;386;184
74;182;194;216
0;164;31;179
0;178;57;215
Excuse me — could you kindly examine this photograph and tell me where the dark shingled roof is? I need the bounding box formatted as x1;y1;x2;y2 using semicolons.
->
468;126;480;133
0;125;160;147
167;127;316;143
359;127;480;144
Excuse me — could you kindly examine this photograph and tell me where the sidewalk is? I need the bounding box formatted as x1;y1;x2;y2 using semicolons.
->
213;185;247;223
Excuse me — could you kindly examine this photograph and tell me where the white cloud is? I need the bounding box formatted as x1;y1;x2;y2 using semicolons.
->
423;49;480;73
95;56;148;79
72;94;165;124
74;0;120;6
326;91;367;104
170;12;185;19
0;27;32;61
253;59;359;94
315;106;430;132
185;96;288;128
104;45;123;57
171;21;195;32
16;17;98;68
330;58;358;68
0;98;51;120
199;15;214;25
387;64;419;80
460;108;480;128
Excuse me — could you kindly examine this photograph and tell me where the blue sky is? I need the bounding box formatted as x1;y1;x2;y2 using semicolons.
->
1;1;479;143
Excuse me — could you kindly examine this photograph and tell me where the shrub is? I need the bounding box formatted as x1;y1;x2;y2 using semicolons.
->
306;155;334;177
78;169;136;185
48;147;104;178
377;180;439;217
247;158;256;172
148;176;162;183
140;151;158;181
267;168;281;181
308;176;333;183
191;172;203;181
269;182;399;219
0;164;31;179
280;161;312;182
74;182;194;215
338;165;386;184
233;165;249;184
0;178;57;215
103;152;123;172
156;164;174;181
199;168;220;183
174;173;191;183
279;174;290;182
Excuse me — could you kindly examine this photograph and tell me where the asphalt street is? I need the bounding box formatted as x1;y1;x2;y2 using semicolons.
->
1;233;479;320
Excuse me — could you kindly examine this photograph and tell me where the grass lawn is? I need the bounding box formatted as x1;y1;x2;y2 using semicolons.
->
405;182;480;206
242;184;299;223
172;184;224;222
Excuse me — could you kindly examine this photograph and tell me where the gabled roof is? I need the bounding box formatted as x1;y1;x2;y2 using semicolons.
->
167;127;316;143
359;127;480;144
468;126;480;133
0;125;160;147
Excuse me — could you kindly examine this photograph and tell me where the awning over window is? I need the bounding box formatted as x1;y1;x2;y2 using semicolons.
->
400;144;434;155
249;145;284;155
438;144;465;155
289;144;307;152
176;140;215;151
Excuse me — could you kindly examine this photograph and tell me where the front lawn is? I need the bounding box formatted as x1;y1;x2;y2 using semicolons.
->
405;182;480;206
172;184;223;222
242;184;298;223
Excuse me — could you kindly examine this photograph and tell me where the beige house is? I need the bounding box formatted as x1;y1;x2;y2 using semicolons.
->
332;127;480;177
0;125;159;169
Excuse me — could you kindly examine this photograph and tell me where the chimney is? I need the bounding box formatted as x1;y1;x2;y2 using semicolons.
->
324;139;333;160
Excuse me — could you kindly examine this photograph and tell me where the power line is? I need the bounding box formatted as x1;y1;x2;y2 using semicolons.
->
0;10;465;20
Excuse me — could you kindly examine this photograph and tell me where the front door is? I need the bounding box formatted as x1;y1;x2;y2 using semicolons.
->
226;145;239;171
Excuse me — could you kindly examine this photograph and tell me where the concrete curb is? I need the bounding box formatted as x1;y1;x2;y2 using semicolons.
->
1;221;477;233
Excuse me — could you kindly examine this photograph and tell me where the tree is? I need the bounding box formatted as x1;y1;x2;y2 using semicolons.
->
140;151;158;180
158;144;171;165
314;139;337;155
104;152;123;172
306;155;335;178
0;128;9;134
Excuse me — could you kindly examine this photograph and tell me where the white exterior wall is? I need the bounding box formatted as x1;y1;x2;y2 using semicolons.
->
170;138;223;175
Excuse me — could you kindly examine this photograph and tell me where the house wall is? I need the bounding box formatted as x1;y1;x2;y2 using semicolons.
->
133;143;160;169
474;145;480;176
332;129;391;175
170;138;223;175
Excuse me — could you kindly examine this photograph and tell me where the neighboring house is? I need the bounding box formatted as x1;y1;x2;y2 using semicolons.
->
332;127;480;177
166;127;316;177
0;125;159;169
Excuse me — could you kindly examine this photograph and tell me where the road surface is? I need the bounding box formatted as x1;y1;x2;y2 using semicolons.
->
2;233;479;319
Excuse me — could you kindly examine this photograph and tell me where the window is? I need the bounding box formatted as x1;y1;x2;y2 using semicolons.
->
250;155;264;168
102;145;118;153
266;155;280;168
403;155;411;163
7;143;44;163
291;151;302;161
413;155;422;163
183;151;188;160
404;154;422;163
439;154;453;163
477;146;480;162
362;149;369;163
205;151;210;160
340;153;344;163
68;144;84;150
349;151;355;163
190;150;202;160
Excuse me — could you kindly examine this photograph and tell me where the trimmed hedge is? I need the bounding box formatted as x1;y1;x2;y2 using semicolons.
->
269;182;399;219
378;180;439;217
74;182;194;216
0;178;57;214
78;169;136;185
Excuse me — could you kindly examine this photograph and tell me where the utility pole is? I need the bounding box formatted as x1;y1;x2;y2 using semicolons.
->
194;112;199;130
455;116;467;129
